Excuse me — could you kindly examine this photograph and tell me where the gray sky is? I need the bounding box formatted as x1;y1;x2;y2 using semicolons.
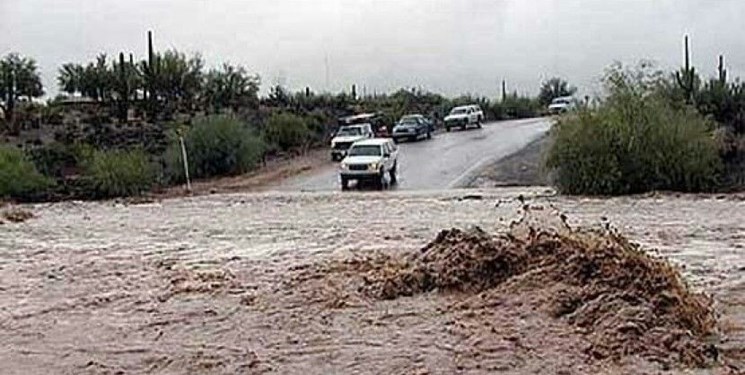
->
2;0;744;98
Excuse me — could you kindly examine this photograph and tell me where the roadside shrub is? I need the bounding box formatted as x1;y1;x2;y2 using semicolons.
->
496;95;543;120
263;112;311;151
713;127;745;189
27;142;86;179
81;148;156;198
0;145;54;200
165;115;265;183
545;63;722;195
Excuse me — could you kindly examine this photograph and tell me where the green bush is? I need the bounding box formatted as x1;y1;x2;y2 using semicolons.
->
263;112;311;151
545;65;722;195
0;146;54;200
81;148;156;198
27;142;95;179
165;115;265;183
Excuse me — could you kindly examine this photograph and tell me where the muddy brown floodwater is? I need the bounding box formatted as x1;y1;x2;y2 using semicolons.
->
1;189;743;374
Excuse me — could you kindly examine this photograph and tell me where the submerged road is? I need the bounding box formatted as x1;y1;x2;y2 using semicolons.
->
279;117;552;191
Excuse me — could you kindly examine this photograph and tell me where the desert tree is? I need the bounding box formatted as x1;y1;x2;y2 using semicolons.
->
0;53;44;132
538;77;577;106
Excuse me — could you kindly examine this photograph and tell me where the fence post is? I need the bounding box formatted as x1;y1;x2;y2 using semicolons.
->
179;136;192;193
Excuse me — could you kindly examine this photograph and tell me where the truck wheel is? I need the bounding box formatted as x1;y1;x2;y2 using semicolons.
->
341;176;349;190
378;170;387;190
477;119;482;129
446;126;451;132
390;164;398;185
332;154;339;162
426;131;432;139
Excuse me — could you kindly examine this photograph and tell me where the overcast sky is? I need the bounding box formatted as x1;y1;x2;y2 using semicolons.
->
2;0;744;98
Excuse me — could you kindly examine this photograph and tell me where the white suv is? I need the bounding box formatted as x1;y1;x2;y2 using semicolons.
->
339;138;399;190
444;105;484;131
330;124;374;161
548;96;577;115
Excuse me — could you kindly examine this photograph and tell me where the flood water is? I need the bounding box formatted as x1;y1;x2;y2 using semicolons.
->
1;189;743;374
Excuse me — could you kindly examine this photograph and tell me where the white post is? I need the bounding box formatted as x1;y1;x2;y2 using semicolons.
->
179;136;192;193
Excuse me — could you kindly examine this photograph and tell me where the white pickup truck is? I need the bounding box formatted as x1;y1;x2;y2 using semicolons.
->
330;123;374;161
444;105;484;131
339;138;399;190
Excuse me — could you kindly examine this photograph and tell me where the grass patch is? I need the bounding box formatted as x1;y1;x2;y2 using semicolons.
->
0;145;54;201
81;148;157;198
165;115;266;183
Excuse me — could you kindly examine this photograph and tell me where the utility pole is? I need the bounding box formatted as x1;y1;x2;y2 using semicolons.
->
324;53;330;91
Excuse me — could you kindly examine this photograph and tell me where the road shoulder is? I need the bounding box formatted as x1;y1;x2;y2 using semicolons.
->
466;132;551;188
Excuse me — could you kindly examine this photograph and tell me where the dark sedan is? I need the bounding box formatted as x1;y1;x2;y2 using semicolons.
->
392;115;433;143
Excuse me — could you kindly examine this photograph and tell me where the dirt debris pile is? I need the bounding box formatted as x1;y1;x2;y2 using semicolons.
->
2;207;34;223
361;212;719;368
160;266;240;301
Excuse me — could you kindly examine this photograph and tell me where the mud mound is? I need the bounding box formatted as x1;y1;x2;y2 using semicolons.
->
159;267;240;302
2;208;34;223
361;218;719;368
362;227;529;299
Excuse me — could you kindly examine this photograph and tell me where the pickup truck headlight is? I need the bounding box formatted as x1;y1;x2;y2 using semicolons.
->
340;162;349;170
368;162;379;170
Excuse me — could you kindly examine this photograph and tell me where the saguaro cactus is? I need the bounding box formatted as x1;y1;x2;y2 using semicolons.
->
4;65;15;125
718;55;727;85
143;30;160;117
675;35;696;103
501;79;507;102
117;52;129;121
147;31;155;100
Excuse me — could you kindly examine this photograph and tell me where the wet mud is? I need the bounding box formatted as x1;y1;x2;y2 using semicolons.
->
1;189;743;374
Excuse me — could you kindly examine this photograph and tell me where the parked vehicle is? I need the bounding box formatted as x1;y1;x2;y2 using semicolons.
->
392;114;433;143
548;96;577;115
338;112;390;138
330;123;374;161
339;138;399;190
444;105;484;131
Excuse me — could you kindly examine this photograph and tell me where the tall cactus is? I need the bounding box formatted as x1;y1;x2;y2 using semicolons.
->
143;30;160;117
5;64;15;125
718;55;727;85
117;52;129;122
501;79;507;102
675;35;696;103
147;31;155;101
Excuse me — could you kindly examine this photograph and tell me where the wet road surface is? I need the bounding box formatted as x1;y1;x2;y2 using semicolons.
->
279;118;552;191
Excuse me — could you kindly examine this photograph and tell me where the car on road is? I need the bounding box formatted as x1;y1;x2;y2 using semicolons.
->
547;96;577;115
392;114;433;143
330;124;374;161
338;112;390;138
339;138;399;190
444;105;484;131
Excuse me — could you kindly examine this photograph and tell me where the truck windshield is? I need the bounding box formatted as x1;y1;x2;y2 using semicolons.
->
451;108;467;115
337;127;362;136
348;145;381;156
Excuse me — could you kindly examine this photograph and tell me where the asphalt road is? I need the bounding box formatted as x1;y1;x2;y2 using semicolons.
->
280;117;552;191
